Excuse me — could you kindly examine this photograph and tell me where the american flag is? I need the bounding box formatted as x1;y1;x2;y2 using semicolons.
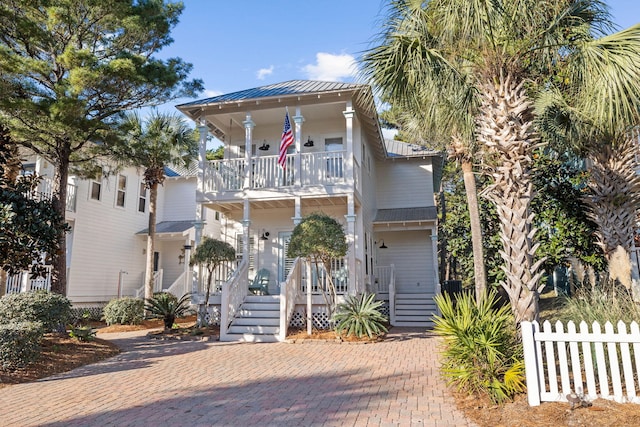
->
278;109;294;168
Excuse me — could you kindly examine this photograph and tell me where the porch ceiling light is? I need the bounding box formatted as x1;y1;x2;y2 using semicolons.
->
259;140;270;151
260;231;270;240
304;136;314;147
379;240;388;249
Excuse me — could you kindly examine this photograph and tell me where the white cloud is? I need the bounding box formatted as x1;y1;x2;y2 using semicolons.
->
302;52;357;81
256;65;274;80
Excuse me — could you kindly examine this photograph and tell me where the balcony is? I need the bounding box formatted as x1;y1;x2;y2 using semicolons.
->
33;177;77;212
203;151;348;193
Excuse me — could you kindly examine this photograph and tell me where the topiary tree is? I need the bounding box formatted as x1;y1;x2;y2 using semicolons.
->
190;237;236;326
287;212;347;323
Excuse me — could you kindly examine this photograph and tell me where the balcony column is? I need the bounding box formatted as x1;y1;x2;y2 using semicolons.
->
292;196;302;225
345;194;357;295
343;102;355;186
197;116;208;195
242;199;251;263
293;107;304;187
243;113;255;190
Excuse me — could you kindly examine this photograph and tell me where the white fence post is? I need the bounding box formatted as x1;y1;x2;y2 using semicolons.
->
521;321;541;406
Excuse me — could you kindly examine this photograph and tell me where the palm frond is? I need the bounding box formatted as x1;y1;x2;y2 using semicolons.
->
569;24;640;134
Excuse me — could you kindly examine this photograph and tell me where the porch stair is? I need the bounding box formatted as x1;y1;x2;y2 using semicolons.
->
393;292;437;328
226;295;281;342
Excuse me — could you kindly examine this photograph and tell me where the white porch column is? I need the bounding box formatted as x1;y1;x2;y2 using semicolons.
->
183;242;193;296
242;199;251;263
343;102;355;186
243;113;255;190
292;196;302;225
197;117;208;195
432;231;441;315
293;107;304;187
345;194;357;295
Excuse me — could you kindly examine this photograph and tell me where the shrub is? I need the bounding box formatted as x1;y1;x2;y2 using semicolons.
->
433;291;525;404
0;290;71;331
332;292;388;338
0;321;44;370
102;297;144;325
558;284;640;325
145;293;193;330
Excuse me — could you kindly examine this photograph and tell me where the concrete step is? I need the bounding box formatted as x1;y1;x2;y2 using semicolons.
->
223;333;280;343
233;317;279;326
244;295;280;303
228;325;279;335
238;305;280;317
393;320;434;328
241;303;280;311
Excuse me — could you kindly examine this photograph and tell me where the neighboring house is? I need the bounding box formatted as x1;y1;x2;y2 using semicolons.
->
4;157;219;305
177;80;443;342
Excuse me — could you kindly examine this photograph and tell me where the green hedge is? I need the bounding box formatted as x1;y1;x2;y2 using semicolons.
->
0;291;71;331
0;321;44;370
102;297;144;325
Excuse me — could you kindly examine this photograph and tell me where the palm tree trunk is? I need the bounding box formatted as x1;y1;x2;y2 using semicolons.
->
450;135;487;302
461;160;487;301
145;182;158;301
583;136;640;289
478;72;544;323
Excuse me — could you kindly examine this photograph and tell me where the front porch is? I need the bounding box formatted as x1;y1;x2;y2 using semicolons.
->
191;255;436;342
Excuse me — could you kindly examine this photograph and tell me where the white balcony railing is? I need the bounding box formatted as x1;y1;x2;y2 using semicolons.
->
5;266;53;294
204;151;347;192
27;176;77;212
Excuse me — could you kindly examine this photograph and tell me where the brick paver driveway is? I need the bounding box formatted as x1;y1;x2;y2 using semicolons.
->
0;328;475;427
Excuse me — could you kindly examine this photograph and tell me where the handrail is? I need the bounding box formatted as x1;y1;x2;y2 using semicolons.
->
389;264;396;325
164;271;187;297
220;259;248;340
279;257;302;341
135;269;163;298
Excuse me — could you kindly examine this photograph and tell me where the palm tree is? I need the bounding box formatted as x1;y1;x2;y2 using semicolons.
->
114;111;197;302
361;0;640;322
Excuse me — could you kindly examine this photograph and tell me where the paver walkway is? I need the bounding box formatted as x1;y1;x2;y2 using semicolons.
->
0;328;476;427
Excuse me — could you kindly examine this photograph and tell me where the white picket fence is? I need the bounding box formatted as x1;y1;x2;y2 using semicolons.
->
522;320;640;406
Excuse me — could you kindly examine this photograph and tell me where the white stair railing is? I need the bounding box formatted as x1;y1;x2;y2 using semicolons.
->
164;271;187;297
279;257;302;341
220;259;248;341
135;269;163;298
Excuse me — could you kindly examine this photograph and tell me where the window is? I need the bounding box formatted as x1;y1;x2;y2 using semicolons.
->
116;175;127;207
90;170;102;201
138;182;147;213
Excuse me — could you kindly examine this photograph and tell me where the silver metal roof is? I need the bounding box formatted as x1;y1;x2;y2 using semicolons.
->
136;220;194;235
177;80;367;107
373;207;437;223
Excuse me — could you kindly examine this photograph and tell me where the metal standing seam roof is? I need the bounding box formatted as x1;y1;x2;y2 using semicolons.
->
373;207;438;223
164;163;198;177
177;80;368;107
136;220;194;235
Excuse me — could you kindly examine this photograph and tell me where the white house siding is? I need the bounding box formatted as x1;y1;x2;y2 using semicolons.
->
160;177;196;222
67;168;149;303
375;159;434;209
376;230;435;294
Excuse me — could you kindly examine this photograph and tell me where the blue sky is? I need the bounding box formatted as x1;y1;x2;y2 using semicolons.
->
158;0;639;112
